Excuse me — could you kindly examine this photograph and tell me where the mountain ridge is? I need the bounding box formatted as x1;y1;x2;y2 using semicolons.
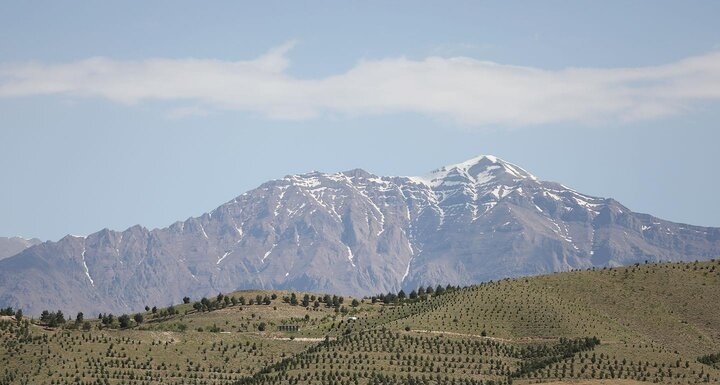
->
0;236;42;260
1;155;719;315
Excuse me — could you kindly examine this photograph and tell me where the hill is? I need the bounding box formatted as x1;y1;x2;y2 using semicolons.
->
1;260;719;385
1;155;719;315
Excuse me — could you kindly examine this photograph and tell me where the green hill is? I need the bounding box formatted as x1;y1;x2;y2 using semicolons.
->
1;260;719;385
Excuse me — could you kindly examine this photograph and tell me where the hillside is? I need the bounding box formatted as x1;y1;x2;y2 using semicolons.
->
2;155;719;315
1;260;719;385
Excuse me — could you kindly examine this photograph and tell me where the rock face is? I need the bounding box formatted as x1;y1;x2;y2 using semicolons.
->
1;155;719;315
0;237;42;260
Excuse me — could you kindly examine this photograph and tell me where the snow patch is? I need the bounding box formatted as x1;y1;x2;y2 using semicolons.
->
81;247;94;287
217;250;232;265
262;243;278;263
346;245;356;267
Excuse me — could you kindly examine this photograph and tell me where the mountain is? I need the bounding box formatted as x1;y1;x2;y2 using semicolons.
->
0;236;42;260
1;155;719;315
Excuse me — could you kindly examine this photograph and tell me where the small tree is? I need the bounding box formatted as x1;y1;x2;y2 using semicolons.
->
351;299;360;307
257;322;266;332
118;314;131;328
14;309;22;323
183;296;191;304
75;312;84;324
134;313;144;324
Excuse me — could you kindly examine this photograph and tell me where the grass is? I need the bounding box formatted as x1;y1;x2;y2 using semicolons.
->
1;260;719;385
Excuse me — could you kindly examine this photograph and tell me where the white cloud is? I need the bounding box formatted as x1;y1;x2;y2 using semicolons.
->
1;42;719;127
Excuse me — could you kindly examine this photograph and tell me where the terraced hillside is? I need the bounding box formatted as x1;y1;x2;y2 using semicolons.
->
1;260;719;385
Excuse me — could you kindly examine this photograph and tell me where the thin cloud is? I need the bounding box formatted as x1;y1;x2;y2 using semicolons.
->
1;42;719;126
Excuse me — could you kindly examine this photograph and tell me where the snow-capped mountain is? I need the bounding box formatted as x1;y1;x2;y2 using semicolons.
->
2;155;719;315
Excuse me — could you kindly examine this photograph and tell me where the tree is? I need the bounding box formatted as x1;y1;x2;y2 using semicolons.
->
134;313;144;324
75;312;84;324
118;314;131;328
290;293;298;306
302;294;310;307
101;313;114;326
398;290;406;300
82;321;92;331
14;309;22;323
151;306;157;314
257;322;266;332
41;310;66;327
55;310;65;324
183;296;191;304
409;290;418;300
351;298;360;307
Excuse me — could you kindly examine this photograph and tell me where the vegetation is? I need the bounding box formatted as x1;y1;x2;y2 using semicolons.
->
0;260;719;384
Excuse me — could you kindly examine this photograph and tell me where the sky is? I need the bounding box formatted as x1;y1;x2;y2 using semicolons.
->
1;1;720;241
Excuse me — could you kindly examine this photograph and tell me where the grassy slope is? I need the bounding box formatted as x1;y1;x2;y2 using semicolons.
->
0;261;719;385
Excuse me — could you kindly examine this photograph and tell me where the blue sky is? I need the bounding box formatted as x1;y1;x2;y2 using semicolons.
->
2;1;720;241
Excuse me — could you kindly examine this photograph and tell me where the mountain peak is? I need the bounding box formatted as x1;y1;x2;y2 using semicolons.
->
409;154;537;187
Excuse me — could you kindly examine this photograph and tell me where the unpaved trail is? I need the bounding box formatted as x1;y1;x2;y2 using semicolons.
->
411;329;558;343
270;336;336;342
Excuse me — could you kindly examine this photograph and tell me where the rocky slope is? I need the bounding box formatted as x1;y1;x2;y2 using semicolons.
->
1;155;719;315
0;236;42;260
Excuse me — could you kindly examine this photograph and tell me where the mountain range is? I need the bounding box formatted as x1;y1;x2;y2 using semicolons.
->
1;155;719;315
